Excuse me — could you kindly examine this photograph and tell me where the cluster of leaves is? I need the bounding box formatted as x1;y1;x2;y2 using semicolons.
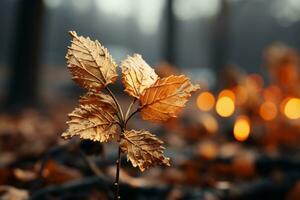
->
62;31;199;171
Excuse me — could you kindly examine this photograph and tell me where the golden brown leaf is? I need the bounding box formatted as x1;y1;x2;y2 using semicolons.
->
139;75;200;122
121;54;158;98
0;186;29;200
120;129;170;171
62;92;118;142
66;31;118;90
39;159;82;185
14;168;37;182
79;91;117;112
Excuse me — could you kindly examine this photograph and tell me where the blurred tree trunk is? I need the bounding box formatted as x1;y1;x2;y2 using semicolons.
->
211;0;230;70
164;0;176;64
5;0;44;109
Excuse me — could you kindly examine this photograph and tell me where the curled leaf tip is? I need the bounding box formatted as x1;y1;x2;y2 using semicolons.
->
120;54;158;98
68;30;77;37
66;32;118;90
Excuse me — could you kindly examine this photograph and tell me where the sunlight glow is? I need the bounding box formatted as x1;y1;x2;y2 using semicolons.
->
44;0;63;9
71;0;91;12
173;0;220;21
270;0;300;26
136;0;165;35
95;0;133;18
95;0;163;35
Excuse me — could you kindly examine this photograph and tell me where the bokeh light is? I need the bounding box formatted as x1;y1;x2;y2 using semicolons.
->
263;85;282;102
197;140;219;160
284;98;300;119
259;101;278;121
233;86;248;105
245;74;264;91
280;97;291;114
199;113;218;134
218;89;235;101
233;116;250;142
197;91;215;111
216;97;235;117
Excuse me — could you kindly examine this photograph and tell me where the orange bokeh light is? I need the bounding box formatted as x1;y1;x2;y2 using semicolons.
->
233;86;248;105
218;89;236;101
233;116;250;142
284;98;300;119
200;113;219;134
280;97;291;114
216;97;235;117
197;92;215;112
245;73;264;91
263;85;282;102
259;101;278;121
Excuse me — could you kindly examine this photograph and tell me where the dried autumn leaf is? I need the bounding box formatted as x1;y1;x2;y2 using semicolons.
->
79;91;117;112
66;31;118;90
0;186;29;200
121;54;158;98
120;129;170;171
39;159;82;185
14;168;37;182
62;92;118;142
139;75;200;122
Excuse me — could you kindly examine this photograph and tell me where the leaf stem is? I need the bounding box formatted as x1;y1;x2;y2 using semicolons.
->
101;88;138;199
125;107;141;126
125;98;137;120
99;85;124;199
114;132;122;200
104;86;124;123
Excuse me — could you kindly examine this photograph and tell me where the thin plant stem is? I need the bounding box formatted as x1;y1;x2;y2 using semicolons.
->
125;107;140;125
101;88;137;199
101;86;125;199
105;86;124;123
125;98;137;120
114;131;123;200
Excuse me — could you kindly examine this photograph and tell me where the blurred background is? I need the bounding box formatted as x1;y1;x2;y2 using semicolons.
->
0;0;300;199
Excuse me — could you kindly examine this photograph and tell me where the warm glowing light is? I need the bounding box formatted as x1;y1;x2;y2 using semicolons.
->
233;86;248;105
233;116;250;142
197;140;218;160
284;98;300;119
246;74;264;91
199;113;218;134
197;92;215;111
263;85;282;102
280;97;291;114
216;97;235;117
259;101;278;121
218;89;235;101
